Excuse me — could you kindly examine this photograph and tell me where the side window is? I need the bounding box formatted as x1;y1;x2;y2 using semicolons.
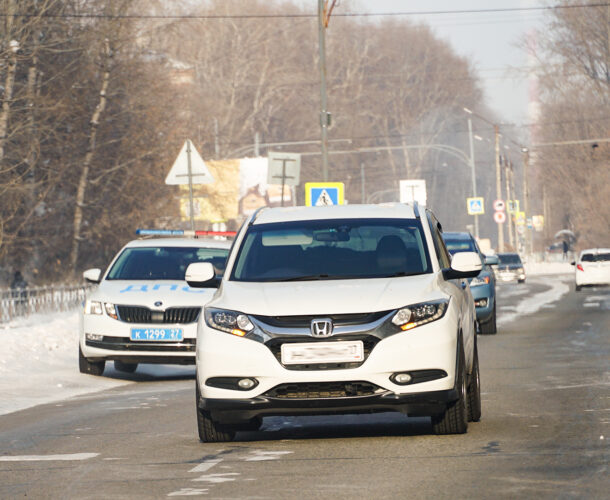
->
426;213;451;269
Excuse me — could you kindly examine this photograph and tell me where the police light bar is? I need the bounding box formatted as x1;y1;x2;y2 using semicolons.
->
136;229;236;237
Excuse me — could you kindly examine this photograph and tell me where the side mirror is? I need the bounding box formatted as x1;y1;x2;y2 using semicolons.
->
443;251;482;280
83;268;102;284
185;262;217;288
484;254;499;266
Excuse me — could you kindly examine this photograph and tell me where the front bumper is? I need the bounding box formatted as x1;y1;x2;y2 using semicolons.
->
495;270;526;282
199;387;458;423
470;285;494;322
80;313;198;364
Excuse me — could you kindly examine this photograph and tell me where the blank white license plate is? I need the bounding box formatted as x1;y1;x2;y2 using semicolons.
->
281;341;364;365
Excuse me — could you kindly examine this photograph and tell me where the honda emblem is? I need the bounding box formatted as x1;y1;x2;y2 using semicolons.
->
311;318;333;338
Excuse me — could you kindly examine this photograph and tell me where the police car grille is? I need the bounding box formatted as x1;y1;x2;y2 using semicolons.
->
264;381;381;399
116;306;200;324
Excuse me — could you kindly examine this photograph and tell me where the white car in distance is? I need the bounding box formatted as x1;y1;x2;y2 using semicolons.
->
79;237;231;376
187;203;482;442
573;248;610;291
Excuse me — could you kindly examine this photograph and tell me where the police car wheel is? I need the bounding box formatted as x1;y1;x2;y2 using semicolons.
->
79;346;105;376
114;360;138;373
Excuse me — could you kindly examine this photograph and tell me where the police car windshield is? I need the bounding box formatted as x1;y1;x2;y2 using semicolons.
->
106;246;229;280
498;253;522;265
230;218;432;282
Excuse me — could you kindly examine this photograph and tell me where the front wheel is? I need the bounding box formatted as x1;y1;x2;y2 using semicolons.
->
575;284;582;292
79;346;105;376
432;343;468;435
196;380;235;443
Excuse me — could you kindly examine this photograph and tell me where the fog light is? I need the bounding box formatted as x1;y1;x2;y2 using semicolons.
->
474;298;488;308
391;372;413;385
237;378;257;390
85;333;103;341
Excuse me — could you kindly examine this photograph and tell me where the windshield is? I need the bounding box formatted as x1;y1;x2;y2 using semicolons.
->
443;238;476;255
230;218;431;282
107;246;229;280
498;254;522;265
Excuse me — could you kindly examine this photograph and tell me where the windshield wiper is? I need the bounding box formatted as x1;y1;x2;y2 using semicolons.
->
274;274;331;282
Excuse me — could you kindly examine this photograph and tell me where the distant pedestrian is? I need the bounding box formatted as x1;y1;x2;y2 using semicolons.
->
562;240;569;261
10;270;28;313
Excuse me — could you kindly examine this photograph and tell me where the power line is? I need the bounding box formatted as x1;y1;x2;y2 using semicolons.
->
0;3;608;20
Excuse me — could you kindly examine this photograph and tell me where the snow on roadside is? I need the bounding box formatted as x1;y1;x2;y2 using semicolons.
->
0;310;129;416
524;261;574;276
497;275;570;326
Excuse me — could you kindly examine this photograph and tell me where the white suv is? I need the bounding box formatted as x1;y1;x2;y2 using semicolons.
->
79;237;231;376
186;204;482;441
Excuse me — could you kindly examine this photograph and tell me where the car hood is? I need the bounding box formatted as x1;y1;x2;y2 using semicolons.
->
215;273;445;316
89;280;216;308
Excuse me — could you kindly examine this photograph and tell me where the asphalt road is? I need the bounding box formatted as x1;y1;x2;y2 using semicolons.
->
0;275;608;499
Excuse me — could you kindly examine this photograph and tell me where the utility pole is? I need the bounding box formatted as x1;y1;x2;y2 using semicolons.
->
505;157;514;250
360;162;365;203
522;148;531;255
466;117;479;238
318;0;336;181
494;125;504;252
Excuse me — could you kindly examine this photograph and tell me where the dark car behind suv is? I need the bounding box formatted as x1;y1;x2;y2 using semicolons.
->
443;232;498;334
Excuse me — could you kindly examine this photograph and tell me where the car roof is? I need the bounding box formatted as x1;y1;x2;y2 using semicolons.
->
124;238;232;249
252;203;419;225
581;248;610;254
442;232;472;240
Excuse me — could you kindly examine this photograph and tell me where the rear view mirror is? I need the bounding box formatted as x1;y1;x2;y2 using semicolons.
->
484;255;499;266
83;268;102;284
185;262;217;288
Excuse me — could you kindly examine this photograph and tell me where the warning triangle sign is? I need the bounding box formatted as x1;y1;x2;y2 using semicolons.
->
165;139;214;185
315;189;334;206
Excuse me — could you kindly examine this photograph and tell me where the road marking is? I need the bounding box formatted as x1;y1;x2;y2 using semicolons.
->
0;453;99;461
167;488;209;496
189;459;222;473
245;450;294;461
192;473;240;483
584;302;600;308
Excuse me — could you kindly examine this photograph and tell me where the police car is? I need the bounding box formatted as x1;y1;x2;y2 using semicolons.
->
79;230;233;376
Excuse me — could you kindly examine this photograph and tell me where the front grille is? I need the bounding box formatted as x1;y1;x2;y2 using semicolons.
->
265;381;381;399
85;336;196;352
116;306;200;324
265;335;380;370
252;311;390;328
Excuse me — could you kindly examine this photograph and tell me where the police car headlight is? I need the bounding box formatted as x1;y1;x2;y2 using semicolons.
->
84;300;103;315
205;308;254;337
391;299;449;331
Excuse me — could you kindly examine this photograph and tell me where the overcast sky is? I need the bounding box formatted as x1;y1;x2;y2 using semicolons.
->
339;0;545;128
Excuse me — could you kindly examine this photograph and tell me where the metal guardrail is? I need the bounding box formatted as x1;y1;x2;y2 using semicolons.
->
0;285;89;324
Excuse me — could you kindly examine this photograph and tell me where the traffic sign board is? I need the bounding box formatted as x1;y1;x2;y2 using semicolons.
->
165;139;214;185
494;211;506;224
267;152;301;186
467;197;485;215
493;199;505;212
305;182;345;207
507;199;520;214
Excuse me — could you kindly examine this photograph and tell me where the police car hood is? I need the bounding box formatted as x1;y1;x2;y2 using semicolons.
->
91;280;216;308
216;273;443;316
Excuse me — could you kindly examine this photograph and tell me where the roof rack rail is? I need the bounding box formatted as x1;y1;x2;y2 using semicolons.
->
412;201;420;219
248;206;267;226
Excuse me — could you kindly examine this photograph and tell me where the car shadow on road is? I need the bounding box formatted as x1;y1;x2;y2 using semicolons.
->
237;413;433;441
100;364;196;382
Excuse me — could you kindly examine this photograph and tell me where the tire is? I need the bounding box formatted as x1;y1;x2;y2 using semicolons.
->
196;380;235;443
518;279;525;284
467;342;482;422
479;302;497;335
79;345;105;376
114;360;138;373
432;342;468;435
575;285;582;292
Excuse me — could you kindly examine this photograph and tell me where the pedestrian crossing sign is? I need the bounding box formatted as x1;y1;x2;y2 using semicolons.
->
466;197;485;215
305;182;345;207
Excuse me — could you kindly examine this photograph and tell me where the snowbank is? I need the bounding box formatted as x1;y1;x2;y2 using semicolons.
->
524;261;574;276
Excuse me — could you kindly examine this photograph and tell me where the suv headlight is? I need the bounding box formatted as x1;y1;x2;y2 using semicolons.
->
205;307;254;337
391;299;449;331
470;275;490;287
84;300;103;315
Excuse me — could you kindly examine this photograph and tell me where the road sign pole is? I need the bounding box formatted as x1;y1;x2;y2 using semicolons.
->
281;159;287;207
186;139;195;231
